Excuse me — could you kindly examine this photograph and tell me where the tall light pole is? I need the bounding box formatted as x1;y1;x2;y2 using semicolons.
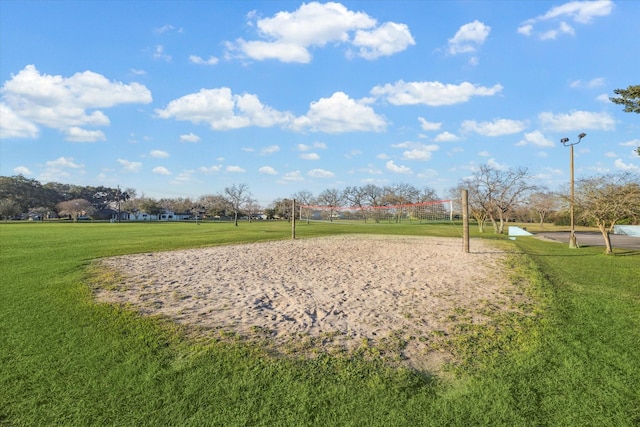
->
561;132;587;248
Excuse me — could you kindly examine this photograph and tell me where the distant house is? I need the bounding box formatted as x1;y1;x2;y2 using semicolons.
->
129;210;191;221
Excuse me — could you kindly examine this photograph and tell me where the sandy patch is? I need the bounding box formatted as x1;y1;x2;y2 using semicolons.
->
94;235;516;370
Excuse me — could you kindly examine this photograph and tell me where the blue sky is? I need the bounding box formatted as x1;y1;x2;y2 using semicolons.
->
1;0;638;205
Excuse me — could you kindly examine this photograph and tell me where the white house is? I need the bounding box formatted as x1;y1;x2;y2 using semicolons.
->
128;210;191;221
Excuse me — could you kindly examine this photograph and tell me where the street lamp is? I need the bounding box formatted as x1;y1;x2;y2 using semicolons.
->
561;132;587;248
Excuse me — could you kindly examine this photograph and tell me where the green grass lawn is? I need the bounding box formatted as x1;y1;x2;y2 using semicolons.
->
1;221;638;426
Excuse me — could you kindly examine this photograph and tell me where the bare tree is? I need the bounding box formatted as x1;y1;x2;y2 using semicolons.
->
527;190;560;227
461;165;536;234
56;198;95;221
224;183;252;226
342;186;370;222
317;188;343;222
198;194;231;219
574;173;640;254
292;190;315;223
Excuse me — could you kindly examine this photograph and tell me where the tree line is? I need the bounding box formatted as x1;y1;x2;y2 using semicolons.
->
1;166;638;252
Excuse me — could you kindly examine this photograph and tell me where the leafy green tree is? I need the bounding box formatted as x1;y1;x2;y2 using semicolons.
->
610;84;640;114
0;199;20;220
610;84;640;155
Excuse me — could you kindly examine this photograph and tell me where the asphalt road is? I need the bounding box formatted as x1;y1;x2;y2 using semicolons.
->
533;231;640;250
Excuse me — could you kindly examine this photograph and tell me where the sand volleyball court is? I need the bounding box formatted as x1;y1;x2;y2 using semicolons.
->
94;235;520;370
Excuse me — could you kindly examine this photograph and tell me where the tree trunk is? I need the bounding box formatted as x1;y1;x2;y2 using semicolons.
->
234;211;238;226
597;223;613;255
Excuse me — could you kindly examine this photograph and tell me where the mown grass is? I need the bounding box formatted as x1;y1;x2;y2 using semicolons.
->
1;221;638;426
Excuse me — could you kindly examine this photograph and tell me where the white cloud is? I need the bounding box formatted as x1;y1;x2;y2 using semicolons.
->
434;131;460;142
156;87;292;131
0;65;151;140
519;0;613;40
461;118;527;136
226;2;412;63
259;166;278;175
575;77;606;88
152;166;171;175
0;103;39;139
298;142;327;151
385;160;412;174
371;80;503;106
280;170;304;182
418;117;442;131
539;110;615;131
153;24;176;34
64;127;106;142
226;165;246;173
150;149;169;158
47;156;83;169
402;145;439;161
189;55;219;65
478;151;491;157
153;45;172;61
180;132;201;143
516;130;554;147
307;168;335;178
292;91;386;133
614;159;639;172
260;145;280;155
39;157;85;182
620;139;640;148
605;151;617;158
487;158;509;171
300;153;320;160
448;20;491;55
199;165;222;174
13;166;32;175
117;158;142;173
352;22;415;59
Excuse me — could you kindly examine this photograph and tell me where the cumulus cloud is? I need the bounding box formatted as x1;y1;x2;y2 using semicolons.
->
260;145;280;155
516;130;554;147
461;118;527;136
371;80;503;106
180;132;201;143
259;166;278;175
307;168;335;178
0;65;152;141
13;166;32;175
117;158;143;173
225;2;413;63
39;157;85;181
614;159;639;172
150;149;169;158
152;166;171;175
0;103;39;138
418;117;442;131
281;170;304;182
292;91;386;133
300;153;320;160
385;160;412;174
352;22;415;59
156;87;293;131
539;110;616;131
393;141;439;161
518;0;613;40
448;20;491;54
189;55;219;65
199;165;223;174
226;165;246;173
434;131;460;142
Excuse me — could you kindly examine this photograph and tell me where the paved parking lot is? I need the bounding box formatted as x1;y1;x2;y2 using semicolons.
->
534;231;640;250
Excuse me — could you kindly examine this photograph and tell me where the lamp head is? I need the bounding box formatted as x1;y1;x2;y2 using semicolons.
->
561;137;570;143
578;132;587;139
